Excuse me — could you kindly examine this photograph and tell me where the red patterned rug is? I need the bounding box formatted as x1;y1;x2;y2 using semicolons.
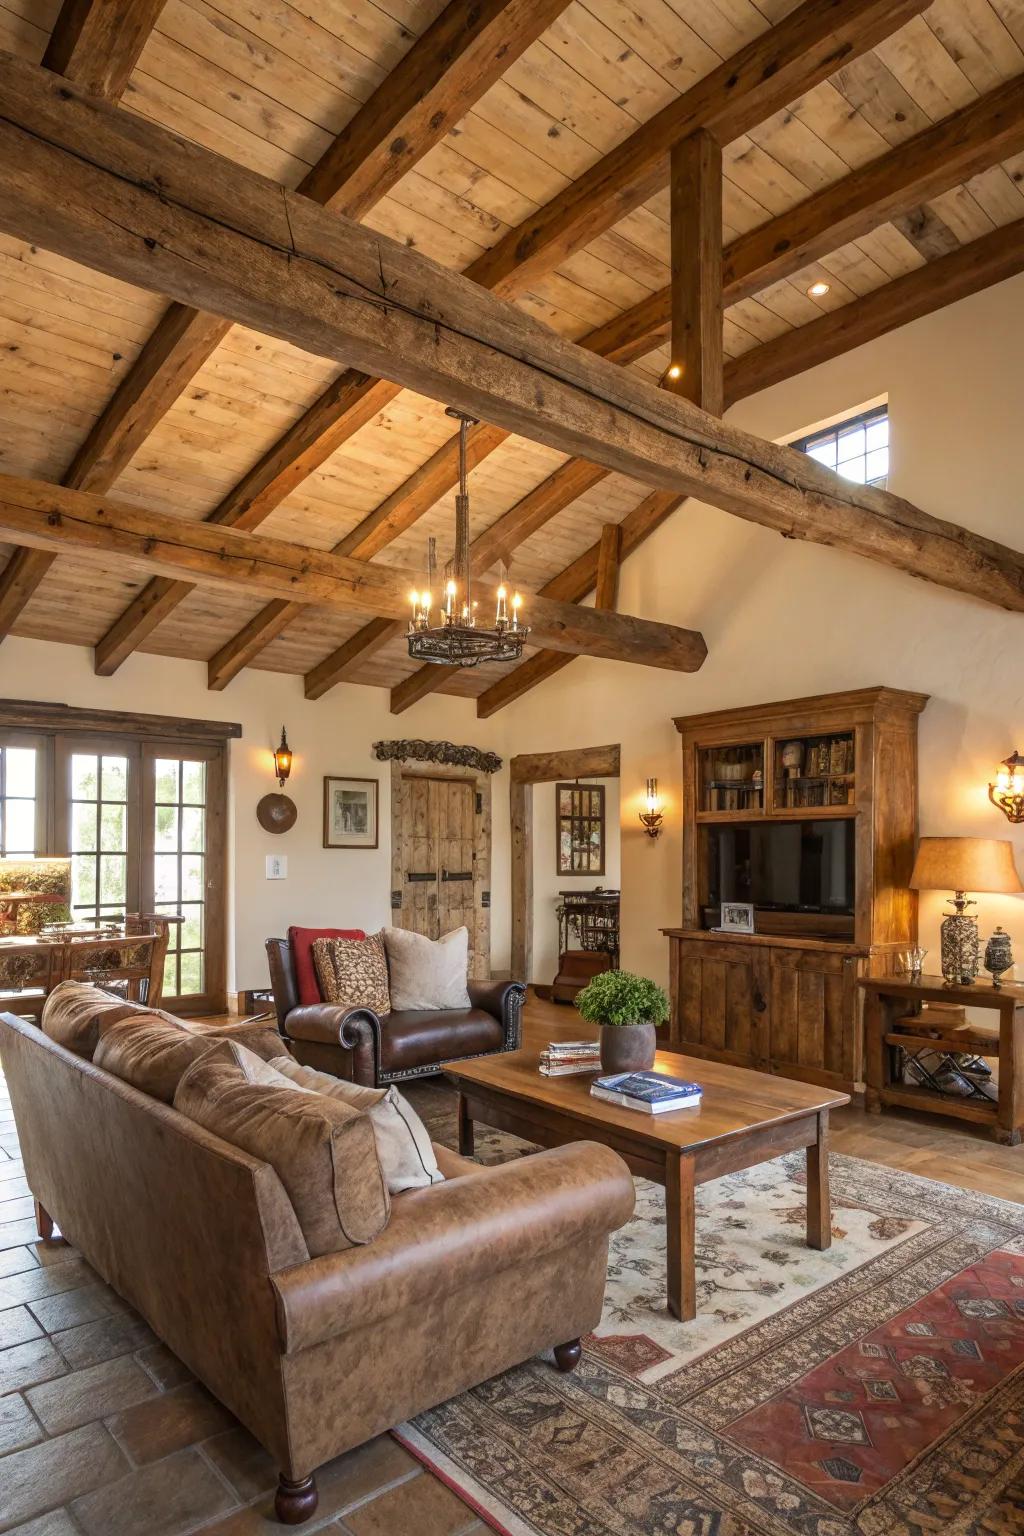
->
400;1086;1024;1535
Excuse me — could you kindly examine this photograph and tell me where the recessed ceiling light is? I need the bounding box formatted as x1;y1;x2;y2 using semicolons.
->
666;363;682;380
807;280;831;298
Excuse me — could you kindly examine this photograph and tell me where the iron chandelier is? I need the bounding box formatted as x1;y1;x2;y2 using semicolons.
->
407;408;529;667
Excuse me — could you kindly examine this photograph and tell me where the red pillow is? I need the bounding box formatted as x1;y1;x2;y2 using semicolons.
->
288;927;365;1006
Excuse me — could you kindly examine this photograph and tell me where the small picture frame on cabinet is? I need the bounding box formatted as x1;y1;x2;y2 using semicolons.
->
716;901;755;935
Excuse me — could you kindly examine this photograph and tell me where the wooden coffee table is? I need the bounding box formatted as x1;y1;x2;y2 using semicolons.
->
447;1023;849;1320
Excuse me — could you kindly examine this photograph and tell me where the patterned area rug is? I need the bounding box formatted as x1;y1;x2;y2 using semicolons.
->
400;1082;1024;1536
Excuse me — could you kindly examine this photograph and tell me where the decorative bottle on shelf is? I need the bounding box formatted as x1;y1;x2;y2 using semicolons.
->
983;926;1014;988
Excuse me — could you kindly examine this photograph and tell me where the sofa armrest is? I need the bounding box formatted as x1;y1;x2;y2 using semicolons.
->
271;1140;634;1354
283;1004;379;1054
468;978;525;1051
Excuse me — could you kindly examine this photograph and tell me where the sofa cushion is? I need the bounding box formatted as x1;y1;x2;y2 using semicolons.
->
41;981;162;1059
313;932;390;1014
267;1056;443;1193
174;1041;389;1256
289;926;365;1006
378;1009;504;1076
94;1016;221;1104
383;926;471;1011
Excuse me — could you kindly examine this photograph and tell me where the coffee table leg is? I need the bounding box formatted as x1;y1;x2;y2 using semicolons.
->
457;1092;475;1157
666;1152;697;1321
806;1110;831;1251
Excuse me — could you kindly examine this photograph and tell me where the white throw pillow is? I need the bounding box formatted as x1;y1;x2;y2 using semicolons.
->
383;925;471;1012
268;1056;444;1194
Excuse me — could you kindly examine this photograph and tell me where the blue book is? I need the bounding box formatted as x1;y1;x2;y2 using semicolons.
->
590;1071;703;1114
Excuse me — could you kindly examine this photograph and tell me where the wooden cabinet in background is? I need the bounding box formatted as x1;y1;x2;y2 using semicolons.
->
666;687;928;1095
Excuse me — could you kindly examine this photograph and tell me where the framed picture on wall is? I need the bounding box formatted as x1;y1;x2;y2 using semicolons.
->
556;782;605;875
323;777;379;849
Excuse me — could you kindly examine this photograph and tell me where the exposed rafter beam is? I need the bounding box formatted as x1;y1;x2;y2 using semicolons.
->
8;0;569;657
77;0;927;673
42;0;165;100
2;56;1023;645
724;216;1024;406
0;476;710;674
475;492;683;716
304;619;405;701
668;129;723;414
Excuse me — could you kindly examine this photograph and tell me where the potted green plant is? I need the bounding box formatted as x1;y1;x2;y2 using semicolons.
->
576;969;669;1073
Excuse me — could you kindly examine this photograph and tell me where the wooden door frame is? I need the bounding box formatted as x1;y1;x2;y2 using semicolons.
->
509;744;620;983
388;760;492;977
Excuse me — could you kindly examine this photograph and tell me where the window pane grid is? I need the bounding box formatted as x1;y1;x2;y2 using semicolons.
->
154;758;206;998
69;753;128;924
795;406;888;489
0;746;38;856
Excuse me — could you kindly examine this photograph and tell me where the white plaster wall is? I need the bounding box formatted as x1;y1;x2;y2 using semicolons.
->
530;777;621;985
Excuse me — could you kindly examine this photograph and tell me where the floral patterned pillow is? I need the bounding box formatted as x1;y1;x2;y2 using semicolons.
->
312;931;391;1015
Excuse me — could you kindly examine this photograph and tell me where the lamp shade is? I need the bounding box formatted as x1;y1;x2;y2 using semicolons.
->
909;836;1023;894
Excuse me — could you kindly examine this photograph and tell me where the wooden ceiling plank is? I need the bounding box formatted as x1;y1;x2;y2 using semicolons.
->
77;0;927;670
298;0;574;222
0;474;710;673
464;0;931;298
44;0;569;667
724;215;1024;404
3;54;1023;636
668;128;724;415
42;0;166;101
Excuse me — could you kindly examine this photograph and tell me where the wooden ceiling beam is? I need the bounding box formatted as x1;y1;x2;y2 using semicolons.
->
667;129;723;415
76;0;924;672
33;0;567;666
304;619;405;701
465;0;930;299
42;0;165;100
724;216;1024;406
3;56;1023;634
0;475;709;673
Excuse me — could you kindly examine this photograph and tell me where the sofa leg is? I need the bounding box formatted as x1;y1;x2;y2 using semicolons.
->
553;1339;582;1373
35;1201;54;1242
275;1473;318;1525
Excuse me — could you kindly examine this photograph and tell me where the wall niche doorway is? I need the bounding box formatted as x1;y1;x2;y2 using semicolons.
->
509;744;620;986
388;761;492;977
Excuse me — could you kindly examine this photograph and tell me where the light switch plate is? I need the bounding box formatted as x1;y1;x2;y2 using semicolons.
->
266;854;288;880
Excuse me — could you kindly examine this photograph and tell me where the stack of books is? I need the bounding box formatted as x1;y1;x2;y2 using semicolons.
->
539;1039;602;1076
591;1071;703;1114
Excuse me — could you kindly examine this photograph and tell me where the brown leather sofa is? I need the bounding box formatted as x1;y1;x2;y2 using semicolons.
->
0;1008;634;1525
266;935;525;1087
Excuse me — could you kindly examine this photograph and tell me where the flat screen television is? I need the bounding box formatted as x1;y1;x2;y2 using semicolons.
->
704;820;855;934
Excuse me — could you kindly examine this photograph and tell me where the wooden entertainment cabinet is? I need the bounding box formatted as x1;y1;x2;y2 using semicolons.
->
663;688;928;1095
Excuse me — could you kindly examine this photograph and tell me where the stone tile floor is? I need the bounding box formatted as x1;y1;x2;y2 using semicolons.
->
0;1072;486;1536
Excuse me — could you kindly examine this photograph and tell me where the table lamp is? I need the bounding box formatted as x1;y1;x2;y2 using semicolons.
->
909;836;1023;985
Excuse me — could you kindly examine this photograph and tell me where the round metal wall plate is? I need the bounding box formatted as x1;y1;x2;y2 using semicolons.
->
256;793;297;833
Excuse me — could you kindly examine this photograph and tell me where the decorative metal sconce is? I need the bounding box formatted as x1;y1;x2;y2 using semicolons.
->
639;777;664;839
273;727;293;788
989;749;1024;823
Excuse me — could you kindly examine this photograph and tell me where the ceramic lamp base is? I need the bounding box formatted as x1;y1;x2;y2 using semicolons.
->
940;911;979;986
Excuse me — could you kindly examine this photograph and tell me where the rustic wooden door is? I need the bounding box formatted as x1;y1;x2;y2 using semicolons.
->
672;939;770;1069
397;776;478;968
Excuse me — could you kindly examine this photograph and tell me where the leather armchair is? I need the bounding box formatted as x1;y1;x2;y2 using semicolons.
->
266;937;525;1087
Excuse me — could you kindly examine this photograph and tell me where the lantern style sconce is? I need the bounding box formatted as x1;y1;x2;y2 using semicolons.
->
989;750;1024;823
639;777;664;839
273;727;293;788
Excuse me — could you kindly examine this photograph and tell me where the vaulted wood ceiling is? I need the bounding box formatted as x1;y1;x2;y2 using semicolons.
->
1;0;1023;716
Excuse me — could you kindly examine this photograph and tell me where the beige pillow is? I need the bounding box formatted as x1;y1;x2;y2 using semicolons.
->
174;1041;389;1256
383;926;471;1011
267;1056;443;1194
94;1017;220;1104
312;932;390;1014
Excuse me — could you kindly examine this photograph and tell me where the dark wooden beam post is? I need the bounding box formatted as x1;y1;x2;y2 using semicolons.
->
668;129;723;416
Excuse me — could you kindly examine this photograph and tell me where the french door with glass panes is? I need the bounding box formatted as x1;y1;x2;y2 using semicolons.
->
51;735;225;1013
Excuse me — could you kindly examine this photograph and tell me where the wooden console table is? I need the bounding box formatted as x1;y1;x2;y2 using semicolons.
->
861;974;1024;1145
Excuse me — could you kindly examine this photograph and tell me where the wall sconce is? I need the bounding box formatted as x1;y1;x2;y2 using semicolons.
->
989;750;1024;823
273;727;293;788
639;777;664;839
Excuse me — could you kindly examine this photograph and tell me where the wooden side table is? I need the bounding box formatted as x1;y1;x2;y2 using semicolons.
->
860;974;1024;1145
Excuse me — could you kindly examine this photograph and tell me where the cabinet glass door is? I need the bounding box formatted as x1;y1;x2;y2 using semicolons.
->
698;741;764;815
